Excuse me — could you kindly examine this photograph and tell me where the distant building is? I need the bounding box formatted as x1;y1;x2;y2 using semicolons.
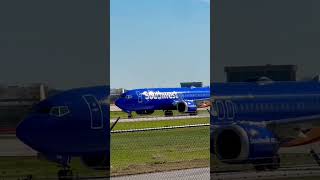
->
110;88;126;103
224;64;297;82
180;82;203;88
0;84;49;132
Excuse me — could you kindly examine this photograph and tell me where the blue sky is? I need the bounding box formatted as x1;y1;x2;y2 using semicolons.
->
111;0;210;89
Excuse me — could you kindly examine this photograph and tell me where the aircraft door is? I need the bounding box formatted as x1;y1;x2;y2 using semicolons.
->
83;95;103;129
136;91;143;103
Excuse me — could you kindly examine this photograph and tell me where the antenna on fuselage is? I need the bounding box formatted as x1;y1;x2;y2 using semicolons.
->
110;117;121;131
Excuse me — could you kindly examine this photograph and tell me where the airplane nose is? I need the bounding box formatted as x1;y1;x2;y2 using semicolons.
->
115;98;123;109
16;117;33;146
16;115;48;151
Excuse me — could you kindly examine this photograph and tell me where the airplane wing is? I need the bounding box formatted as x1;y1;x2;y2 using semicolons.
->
174;98;211;108
265;114;320;145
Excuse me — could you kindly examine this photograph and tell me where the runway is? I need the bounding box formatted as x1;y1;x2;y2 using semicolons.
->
110;114;209;123
111;168;210;180
110;166;320;180
212;166;320;180
0;135;37;156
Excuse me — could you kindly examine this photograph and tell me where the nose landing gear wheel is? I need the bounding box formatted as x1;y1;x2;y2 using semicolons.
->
58;169;73;180
266;155;280;170
189;111;198;116
164;110;173;117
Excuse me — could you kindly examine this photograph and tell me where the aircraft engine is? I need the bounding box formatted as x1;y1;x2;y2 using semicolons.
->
177;101;197;113
213;124;279;164
81;151;109;170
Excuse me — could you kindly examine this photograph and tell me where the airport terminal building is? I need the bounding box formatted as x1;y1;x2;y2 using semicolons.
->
0;84;48;133
224;64;297;82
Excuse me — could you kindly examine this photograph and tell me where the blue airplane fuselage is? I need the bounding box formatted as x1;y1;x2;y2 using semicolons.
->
212;81;320;124
211;81;320;166
115;87;210;114
16;86;110;169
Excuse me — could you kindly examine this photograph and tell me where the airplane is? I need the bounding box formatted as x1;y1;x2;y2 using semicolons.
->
16;86;110;180
210;77;320;171
115;87;210;118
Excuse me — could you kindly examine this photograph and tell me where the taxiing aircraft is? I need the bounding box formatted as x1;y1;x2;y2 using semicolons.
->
16;86;110;179
115;87;210;118
211;78;320;170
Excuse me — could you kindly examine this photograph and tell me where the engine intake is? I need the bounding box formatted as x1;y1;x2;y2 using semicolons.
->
177;101;197;113
213;124;279;164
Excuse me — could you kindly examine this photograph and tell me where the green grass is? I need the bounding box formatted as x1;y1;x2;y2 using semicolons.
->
113;118;209;130
110;109;208;119
111;126;210;176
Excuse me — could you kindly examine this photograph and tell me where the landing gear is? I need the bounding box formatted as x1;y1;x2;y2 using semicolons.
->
189;111;198;116
55;156;73;180
58;167;73;180
310;149;320;166
128;112;133;119
164;110;173;117
266;155;280;170
254;155;280;171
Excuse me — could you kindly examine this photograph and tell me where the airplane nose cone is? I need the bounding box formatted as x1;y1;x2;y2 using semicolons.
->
115;98;123;109
16;117;33;146
16;116;48;151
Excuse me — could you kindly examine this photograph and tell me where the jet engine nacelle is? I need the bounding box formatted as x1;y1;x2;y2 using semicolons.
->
81;151;110;170
177;101;197;113
213;124;279;164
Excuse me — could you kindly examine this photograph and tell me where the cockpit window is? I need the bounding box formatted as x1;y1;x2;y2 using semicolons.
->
50;107;60;116
49;106;70;117
59;106;70;116
125;95;132;99
120;93;126;98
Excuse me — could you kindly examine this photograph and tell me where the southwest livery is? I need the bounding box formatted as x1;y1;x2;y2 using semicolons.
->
115;87;210;118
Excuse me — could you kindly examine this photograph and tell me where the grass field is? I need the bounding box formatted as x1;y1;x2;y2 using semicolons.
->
111;126;210;176
110;117;210;176
110;109;208;119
